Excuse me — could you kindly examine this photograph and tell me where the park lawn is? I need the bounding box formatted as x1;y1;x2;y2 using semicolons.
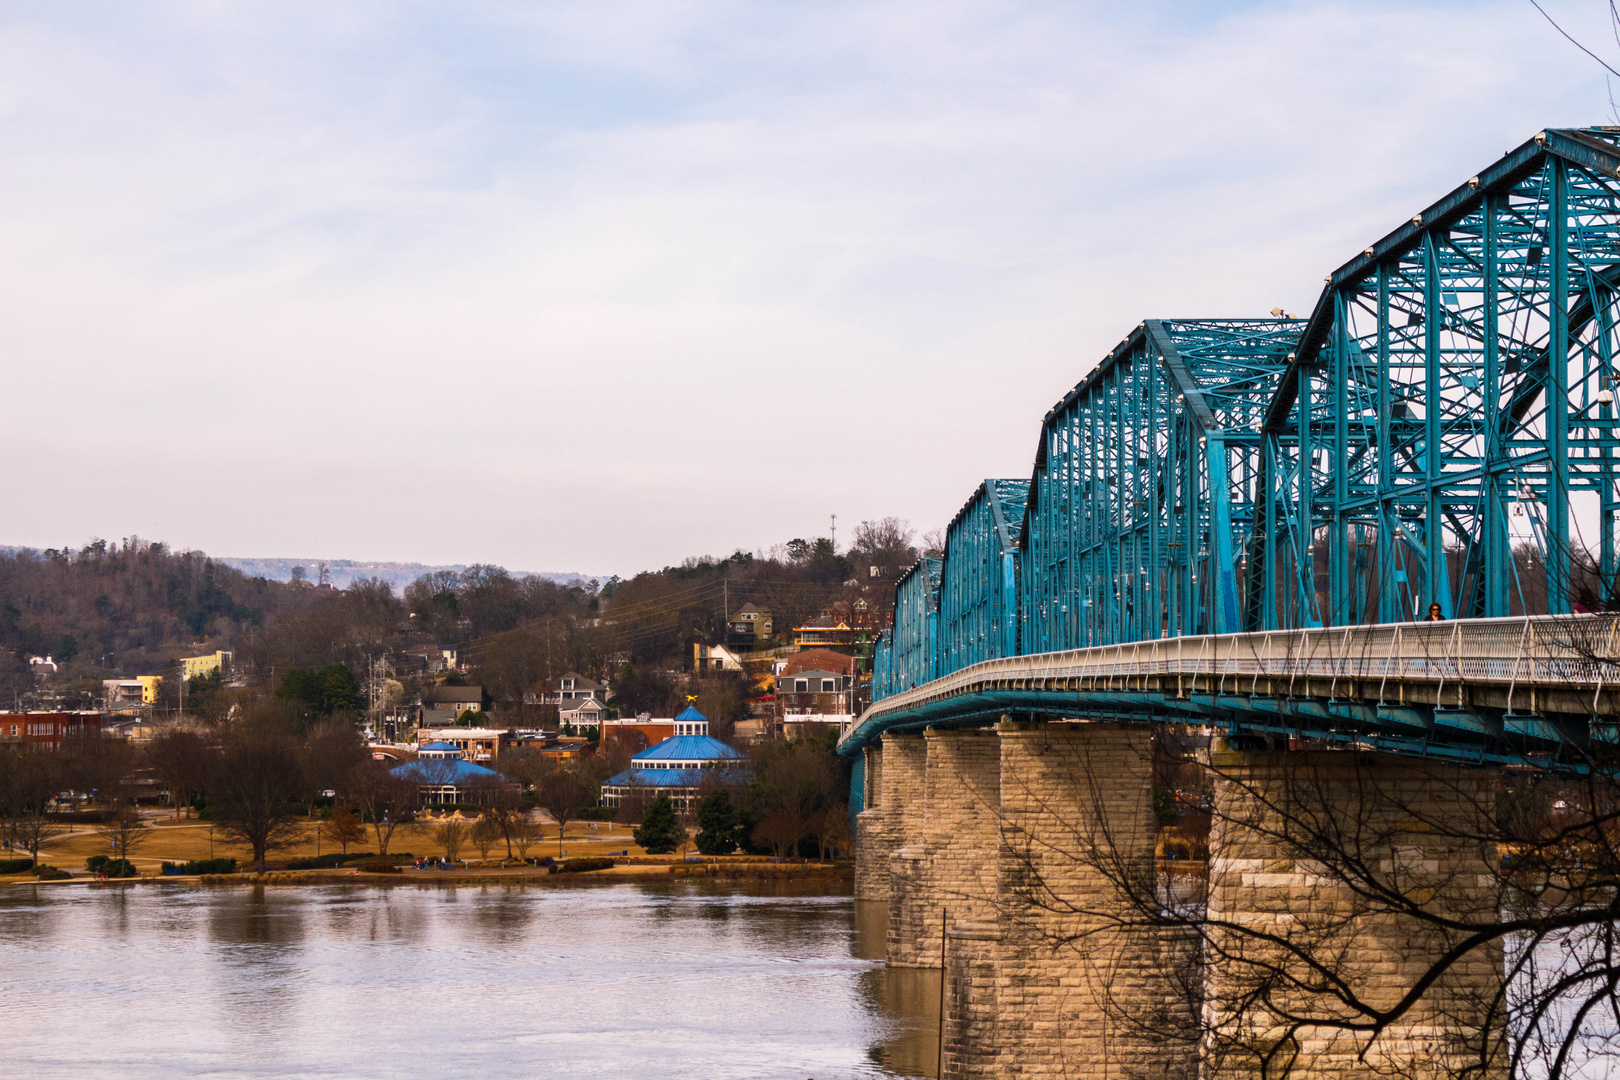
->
20;815;653;875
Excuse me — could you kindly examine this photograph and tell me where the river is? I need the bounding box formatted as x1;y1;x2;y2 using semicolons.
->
0;880;938;1080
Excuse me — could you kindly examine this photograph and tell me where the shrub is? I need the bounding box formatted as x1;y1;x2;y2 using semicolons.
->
182;858;237;875
552;857;615;874
35;865;71;881
0;858;35;874
100;859;137;878
86;855;108;873
576;806;618;821
355;859;401;874
1152;785;1180;826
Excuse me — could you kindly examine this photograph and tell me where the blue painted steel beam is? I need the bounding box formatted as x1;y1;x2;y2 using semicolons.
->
1021;319;1302;651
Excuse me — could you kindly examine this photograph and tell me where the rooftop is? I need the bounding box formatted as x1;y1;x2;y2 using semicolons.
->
421;685;483;704
390;758;501;784
632;734;744;762
604;766;752;788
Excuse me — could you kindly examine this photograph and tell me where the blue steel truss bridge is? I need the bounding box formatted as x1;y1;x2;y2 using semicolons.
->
842;127;1620;775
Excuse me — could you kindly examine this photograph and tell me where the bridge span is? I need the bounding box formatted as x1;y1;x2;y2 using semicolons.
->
843;613;1620;770
845;127;1620;1078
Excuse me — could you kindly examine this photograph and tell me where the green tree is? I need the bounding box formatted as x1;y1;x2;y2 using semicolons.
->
275;664;359;720
633;793;681;854
693;789;739;855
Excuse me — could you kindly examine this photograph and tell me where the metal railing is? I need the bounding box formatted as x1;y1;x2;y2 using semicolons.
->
841;615;1620;752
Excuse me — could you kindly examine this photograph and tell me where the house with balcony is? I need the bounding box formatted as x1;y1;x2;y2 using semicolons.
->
725;603;773;647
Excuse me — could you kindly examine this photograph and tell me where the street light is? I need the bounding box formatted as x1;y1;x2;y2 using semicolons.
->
316;824;322;858
209;826;214;859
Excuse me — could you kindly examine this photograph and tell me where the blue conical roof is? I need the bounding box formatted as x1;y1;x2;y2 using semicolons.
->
674;705;708;723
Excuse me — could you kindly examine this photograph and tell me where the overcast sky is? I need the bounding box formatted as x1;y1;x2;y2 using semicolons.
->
0;0;1613;577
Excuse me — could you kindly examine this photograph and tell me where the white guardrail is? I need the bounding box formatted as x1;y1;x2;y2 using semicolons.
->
845;615;1620;747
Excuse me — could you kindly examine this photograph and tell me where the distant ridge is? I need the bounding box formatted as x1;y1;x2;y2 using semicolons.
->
0;546;595;593
216;558;596;592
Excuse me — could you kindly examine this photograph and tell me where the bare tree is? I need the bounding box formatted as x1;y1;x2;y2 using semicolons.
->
997;727;1620;1080
212;725;306;872
435;819;468;863
302;718;367;817
851;517;918;580
813;807;851;861
94;807;151;863
471;813;501;861
537;768;594;858
0;744;63;863
510;814;537;862
325;804;367;855
752;810;811;860
344;760;417;857
747;738;841;859
143;728;213;820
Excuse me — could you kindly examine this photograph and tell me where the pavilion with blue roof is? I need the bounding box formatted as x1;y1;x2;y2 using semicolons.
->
391;741;506;804
600;707;750;812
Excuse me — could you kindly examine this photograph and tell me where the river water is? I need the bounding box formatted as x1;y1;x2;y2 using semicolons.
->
0;881;938;1080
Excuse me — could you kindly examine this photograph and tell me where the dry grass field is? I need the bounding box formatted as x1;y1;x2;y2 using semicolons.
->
1;812;653;879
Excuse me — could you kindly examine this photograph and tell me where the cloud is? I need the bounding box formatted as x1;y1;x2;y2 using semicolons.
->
0;0;1608;572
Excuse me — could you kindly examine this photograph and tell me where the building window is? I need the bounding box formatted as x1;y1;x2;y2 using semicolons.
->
795;679;808;692
822;679;835;692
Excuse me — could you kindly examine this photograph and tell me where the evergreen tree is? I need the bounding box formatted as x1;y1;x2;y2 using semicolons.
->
693;789;739;855
633;793;681;854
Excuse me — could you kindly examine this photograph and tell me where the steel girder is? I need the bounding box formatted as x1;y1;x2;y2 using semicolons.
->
884;557;941;698
1265;128;1620;629
938;478;1029;676
1020;319;1302;652
870;629;893;703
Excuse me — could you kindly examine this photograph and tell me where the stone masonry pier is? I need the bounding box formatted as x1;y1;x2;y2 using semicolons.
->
854;722;1505;1079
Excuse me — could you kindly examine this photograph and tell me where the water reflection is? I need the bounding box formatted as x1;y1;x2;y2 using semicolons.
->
862;966;941;1078
0;880;941;1080
852;899;887;960
852;904;941;1079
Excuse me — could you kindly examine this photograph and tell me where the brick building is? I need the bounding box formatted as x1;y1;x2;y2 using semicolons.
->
0;712;106;750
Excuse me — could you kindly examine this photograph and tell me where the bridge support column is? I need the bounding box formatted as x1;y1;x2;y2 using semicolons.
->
883;733;930;966
854;743;892;901
944;918;1002;1078
944;721;1195;1079
888;729;1000;967
1203;750;1504;1078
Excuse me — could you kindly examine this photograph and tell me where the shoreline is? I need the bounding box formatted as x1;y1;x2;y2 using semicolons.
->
3;859;856;890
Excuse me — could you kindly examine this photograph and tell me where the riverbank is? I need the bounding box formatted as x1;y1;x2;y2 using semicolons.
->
4;856;855;890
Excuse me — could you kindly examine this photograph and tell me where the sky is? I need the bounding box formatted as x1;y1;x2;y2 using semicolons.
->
1;0;1616;577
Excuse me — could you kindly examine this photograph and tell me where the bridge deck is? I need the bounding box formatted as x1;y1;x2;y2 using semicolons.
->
841;615;1620;766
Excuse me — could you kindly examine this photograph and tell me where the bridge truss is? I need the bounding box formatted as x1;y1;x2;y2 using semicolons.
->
852;128;1620;760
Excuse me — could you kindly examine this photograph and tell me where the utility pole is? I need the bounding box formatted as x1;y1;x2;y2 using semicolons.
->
831;513;837;552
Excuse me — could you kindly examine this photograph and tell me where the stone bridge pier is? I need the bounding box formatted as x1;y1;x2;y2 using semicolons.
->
853;723;1506;1079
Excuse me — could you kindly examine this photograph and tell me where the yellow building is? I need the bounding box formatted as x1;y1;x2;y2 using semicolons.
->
103;675;164;712
179;651;233;681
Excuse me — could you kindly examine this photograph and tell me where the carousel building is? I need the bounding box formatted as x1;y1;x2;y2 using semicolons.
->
599;707;748;812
